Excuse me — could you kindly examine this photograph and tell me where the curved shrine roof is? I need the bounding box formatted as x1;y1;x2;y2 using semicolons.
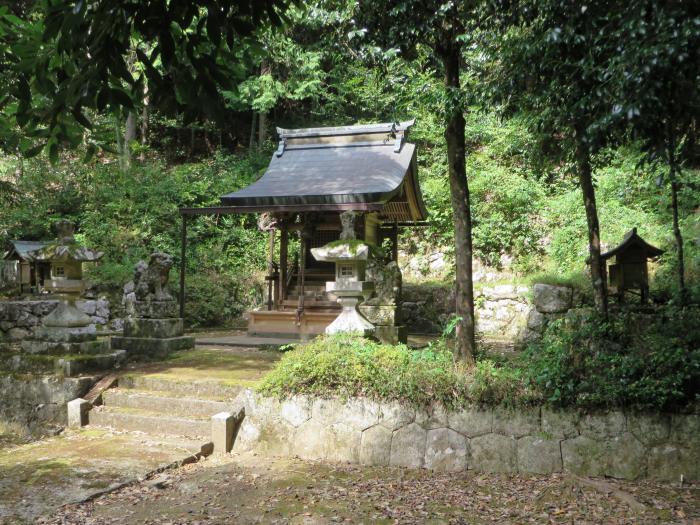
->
219;121;427;222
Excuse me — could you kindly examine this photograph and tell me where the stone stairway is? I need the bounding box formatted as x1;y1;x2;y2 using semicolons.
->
88;375;242;440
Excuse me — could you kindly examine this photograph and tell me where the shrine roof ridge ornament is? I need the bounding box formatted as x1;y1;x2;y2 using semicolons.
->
276;120;415;140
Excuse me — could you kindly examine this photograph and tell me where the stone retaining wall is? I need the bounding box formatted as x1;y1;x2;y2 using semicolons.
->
400;283;583;342
234;390;699;481
0;374;94;431
0;299;112;343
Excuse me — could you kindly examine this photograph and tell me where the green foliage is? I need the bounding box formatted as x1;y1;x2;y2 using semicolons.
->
524;308;700;410
258;334;535;408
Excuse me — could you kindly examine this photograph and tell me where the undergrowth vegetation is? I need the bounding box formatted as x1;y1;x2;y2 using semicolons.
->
258;334;536;409
260;310;700;412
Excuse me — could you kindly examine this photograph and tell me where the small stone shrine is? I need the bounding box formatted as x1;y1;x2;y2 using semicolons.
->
601;228;664;303
111;252;194;356
311;212;375;336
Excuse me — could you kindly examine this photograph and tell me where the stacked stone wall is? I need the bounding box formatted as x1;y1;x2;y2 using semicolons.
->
0;299;112;343
234;389;699;481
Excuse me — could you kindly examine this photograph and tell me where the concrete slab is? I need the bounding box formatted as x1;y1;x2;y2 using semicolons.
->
194;334;298;348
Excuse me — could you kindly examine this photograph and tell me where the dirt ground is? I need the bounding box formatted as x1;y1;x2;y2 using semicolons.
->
0;428;204;525
37;452;700;525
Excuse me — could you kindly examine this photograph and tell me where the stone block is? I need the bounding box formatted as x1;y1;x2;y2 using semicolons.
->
517;436;562;474
311;397;343;426
606;432;646;480
647;444;686;481
373;325;408;345
280;396;311;428
579;411;626;438
447;407;492;437
390;422;427;468
670;414;700;447
358;305;399;326
327;422;361;463
533;284;572;313
470;434;517;473
211;411;235;454
293;419;329;460
337;398;382;432
526;309;547;332
561;435;607;477
627;413;671;446
123;318;184;338
33;325;97;343
360;424;392;466
110;335;194;355
132;300;178;319
424;403;449;430
492;406;540;437
541;408;579;439
424;428;468;472
67;398;91;428
377;401;415;431
7;327;30;341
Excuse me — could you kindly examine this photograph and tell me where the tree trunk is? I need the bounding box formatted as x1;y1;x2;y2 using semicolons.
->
124;111;137;168
442;45;476;366
668;140;686;300
258;111;267;146
249;112;257;149
575;134;607;317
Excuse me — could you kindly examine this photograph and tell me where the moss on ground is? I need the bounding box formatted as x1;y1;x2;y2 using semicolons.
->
123;347;281;388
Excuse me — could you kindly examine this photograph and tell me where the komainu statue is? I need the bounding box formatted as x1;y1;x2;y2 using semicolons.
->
133;252;174;302
365;259;402;306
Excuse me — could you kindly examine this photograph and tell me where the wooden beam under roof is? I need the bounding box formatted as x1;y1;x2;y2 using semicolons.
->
179;202;384;216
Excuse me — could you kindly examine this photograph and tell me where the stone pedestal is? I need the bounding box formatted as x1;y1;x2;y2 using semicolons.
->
111;300;194;357
20;301;124;376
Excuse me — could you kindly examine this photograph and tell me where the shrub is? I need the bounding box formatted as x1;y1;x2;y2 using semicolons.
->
258;335;535;408
524;307;700;411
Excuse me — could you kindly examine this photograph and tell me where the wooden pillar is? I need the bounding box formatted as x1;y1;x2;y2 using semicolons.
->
179;215;187;319
279;227;288;305
266;229;276;311
391;223;399;262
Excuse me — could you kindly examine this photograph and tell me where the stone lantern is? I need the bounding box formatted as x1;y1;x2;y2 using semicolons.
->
311;212;374;336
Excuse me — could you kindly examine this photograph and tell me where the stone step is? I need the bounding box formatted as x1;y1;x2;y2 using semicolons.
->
118;374;242;400
2;350;125;376
89;406;210;438
102;388;232;418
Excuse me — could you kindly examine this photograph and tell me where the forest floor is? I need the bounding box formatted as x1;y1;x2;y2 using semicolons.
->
35;452;699;525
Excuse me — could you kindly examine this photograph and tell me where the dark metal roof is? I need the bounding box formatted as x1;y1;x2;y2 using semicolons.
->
221;142;416;208
601;228;664;260
3;240;49;260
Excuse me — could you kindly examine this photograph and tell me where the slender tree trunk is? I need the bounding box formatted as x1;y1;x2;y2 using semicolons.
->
259;111;267;146
140;80;148;160
668;141;686;299
124;111;137;165
575;134;607;317
441;45;476;366
249;112;257;149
